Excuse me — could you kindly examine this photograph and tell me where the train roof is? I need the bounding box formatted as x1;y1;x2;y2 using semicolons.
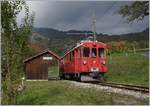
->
61;40;106;59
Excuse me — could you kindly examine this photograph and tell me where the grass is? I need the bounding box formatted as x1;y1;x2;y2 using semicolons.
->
15;81;148;105
2;53;149;105
48;65;59;78
105;52;149;87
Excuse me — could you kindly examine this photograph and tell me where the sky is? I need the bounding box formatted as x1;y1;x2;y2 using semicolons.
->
23;1;149;35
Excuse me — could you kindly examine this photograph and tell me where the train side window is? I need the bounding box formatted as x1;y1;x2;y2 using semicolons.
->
83;47;90;57
72;51;74;60
71;51;74;61
65;56;67;63
66;55;68;62
75;49;79;58
79;47;82;58
99;48;104;57
70;53;71;62
92;48;97;57
72;51;74;57
67;54;69;62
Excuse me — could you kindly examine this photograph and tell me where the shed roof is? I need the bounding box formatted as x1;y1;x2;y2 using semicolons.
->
24;49;60;63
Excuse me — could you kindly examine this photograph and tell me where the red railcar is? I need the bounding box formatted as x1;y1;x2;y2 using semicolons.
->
59;40;107;81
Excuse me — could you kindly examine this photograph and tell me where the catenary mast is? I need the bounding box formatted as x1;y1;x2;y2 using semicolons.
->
92;12;96;42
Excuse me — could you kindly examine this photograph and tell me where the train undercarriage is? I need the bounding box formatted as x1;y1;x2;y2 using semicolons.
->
59;71;105;82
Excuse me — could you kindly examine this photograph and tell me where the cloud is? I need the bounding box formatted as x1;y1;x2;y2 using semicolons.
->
25;1;149;34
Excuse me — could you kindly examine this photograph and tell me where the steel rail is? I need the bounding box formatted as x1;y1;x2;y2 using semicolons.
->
98;82;149;93
83;81;149;93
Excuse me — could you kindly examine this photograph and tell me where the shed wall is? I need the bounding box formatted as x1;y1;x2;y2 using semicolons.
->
25;53;56;80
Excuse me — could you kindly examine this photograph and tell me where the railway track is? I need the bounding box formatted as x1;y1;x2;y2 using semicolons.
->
98;82;149;93
83;81;149;94
69;80;149;99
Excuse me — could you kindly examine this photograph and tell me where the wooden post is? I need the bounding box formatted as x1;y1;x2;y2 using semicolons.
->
133;46;136;53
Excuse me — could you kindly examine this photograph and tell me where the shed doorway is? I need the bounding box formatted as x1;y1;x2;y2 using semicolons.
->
48;59;59;79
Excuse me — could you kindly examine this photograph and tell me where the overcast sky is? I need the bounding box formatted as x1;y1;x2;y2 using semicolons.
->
24;1;149;35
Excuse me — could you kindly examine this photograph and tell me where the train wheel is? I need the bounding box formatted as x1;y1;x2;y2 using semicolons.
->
59;71;65;80
59;74;64;80
70;74;74;80
78;74;81;81
75;73;81;81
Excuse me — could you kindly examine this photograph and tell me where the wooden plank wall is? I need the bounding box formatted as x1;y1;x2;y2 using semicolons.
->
25;53;55;80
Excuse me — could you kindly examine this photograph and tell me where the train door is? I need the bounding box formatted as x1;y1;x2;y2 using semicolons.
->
75;47;82;73
83;47;90;71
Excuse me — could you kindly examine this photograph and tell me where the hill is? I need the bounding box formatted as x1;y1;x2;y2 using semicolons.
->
30;27;149;56
33;27;149;41
98;28;149;42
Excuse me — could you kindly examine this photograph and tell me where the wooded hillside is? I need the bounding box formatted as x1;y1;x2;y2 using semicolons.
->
29;27;149;56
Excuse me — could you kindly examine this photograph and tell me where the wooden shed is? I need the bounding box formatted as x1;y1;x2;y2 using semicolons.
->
24;49;60;80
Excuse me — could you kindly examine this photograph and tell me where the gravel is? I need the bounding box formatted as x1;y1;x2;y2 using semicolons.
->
66;80;149;100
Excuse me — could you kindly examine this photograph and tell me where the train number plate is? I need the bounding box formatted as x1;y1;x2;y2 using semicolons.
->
91;67;99;72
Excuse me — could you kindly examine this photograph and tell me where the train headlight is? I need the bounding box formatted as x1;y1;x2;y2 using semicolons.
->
93;60;96;64
83;60;86;65
102;60;106;65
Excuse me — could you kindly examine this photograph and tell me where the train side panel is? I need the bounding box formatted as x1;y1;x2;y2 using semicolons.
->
60;41;107;80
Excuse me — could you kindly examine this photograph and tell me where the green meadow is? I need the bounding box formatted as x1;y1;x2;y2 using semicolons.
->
106;52;149;87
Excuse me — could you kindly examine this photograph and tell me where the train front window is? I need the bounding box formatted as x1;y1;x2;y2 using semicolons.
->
99;48;104;57
92;48;97;57
83;47;90;57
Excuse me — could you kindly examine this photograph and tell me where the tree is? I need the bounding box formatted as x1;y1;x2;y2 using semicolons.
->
118;1;149;22
1;0;34;104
